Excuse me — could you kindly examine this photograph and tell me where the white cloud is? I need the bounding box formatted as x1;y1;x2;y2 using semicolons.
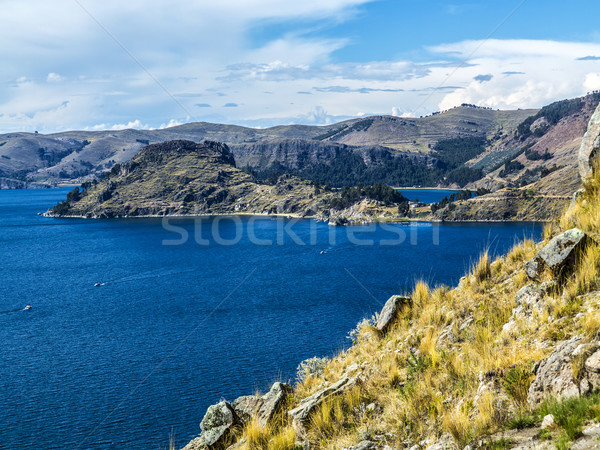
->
87;120;152;131
584;73;600;91
159;119;185;129
435;40;600;112
46;73;63;83
0;2;599;133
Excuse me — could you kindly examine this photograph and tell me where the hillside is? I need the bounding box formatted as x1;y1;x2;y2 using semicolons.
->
44;140;409;222
10;94;600;222
44;140;331;219
432;94;600;221
0;106;536;188
179;103;600;450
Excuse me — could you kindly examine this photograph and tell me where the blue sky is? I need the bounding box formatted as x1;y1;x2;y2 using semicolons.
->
1;0;599;132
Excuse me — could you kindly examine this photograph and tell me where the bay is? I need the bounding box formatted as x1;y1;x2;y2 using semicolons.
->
0;188;542;449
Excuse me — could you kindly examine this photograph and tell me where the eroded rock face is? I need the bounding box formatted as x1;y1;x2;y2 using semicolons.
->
231;382;293;429
376;295;410;333
188;401;240;450
288;377;356;439
527;338;600;408
528;338;582;407
578;101;600;180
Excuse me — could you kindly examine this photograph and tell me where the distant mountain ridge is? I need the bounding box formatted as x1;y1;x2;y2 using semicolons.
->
5;94;600;223
0;104;537;188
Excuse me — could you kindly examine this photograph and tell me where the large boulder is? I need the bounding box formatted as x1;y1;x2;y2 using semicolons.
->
184;401;241;450
527;338;600;408
532;228;589;278
288;377;356;439
231;395;262;424
376;295;410;333
233;382;293;428
578;100;600;180
527;338;582;407
503;282;555;334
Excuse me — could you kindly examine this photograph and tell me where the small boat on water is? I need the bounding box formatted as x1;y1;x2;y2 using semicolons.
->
25;304;31;310
94;282;104;287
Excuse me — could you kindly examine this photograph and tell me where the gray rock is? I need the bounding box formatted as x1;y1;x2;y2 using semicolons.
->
578;100;600;180
540;414;554;429
503;282;554;334
232;382;293;428
571;423;600;449
197;401;240;449
288;377;355;438
585;349;600;390
525;256;544;280
426;433;458;450
259;382;293;427
518;282;550;303
346;441;378;450
232;395;262;424
528;338;582;407
537;228;589;277
570;188;585;211
376;295;410;333
183;437;206;450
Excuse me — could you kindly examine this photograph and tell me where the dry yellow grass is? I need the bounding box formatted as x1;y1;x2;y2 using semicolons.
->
242;418;271;449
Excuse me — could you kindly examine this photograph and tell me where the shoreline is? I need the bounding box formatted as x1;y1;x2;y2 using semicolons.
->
392;186;460;191
42;210;547;224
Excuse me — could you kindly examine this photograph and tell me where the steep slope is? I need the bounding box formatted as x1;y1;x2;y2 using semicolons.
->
433;94;600;221
180;102;600;450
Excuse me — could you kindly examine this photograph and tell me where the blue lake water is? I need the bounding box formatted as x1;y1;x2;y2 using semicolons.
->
0;188;543;449
398;189;461;203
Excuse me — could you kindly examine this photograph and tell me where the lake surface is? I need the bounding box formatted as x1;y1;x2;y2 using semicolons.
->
0;188;543;449
398;189;461;203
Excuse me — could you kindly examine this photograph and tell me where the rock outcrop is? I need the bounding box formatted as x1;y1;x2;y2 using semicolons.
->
375;295;410;333
578;100;600;179
527;338;600;407
525;228;590;280
288;377;356;439
184;401;241;450
503;282;555;334
232;382;293;428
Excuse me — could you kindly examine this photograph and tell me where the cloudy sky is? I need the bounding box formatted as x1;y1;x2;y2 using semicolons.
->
1;0;600;133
